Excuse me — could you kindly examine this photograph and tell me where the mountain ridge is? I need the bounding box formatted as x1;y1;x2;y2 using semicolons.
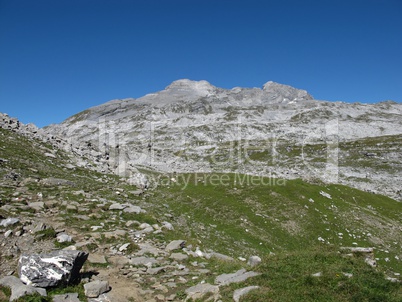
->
41;80;402;201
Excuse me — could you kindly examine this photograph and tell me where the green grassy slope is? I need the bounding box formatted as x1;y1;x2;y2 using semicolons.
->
0;127;401;301
150;173;402;274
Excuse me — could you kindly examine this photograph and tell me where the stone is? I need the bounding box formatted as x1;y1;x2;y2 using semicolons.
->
215;269;261;286
165;240;186;252
52;293;81;302
247;255;262;267
233;286;260;302
4;230;12;237
18;250;88;287
170;253;189;261
185;283;220;301
123;205;145;214
57;233;73;243
28;201;45;211
161;221;174;231
109;203;127;210
129;256;158;267
0;217;19;227
0;276;47;301
84;280;110;298
209;252;234;262
119;243;131;252
147;267;166;275
102;229;127;238
88;254;107;264
139;223;151;229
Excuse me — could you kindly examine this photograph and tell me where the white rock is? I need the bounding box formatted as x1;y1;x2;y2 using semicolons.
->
247;255;262;267
57;233;72;243
0;218;19;227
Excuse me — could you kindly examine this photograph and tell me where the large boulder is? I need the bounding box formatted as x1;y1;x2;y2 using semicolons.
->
18;250;88;287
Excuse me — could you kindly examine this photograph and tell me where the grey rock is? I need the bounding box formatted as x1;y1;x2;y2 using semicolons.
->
185;283;220;301
108;203;127;210
165;240;186;252
209;252;234;262
138;223;151;229
52;293;80;302
18;250;88;287
215;269;261;286
4;229;12;237
123;205;145;214
0;217;19;227
147;267;166;275
88;254;107;264
57;233;73;243
170;253;188;261
247;255;262;267
0;276;47;301
161;221;174;231
129;256;158;267
233;286;260;302
118;243;131;252
28;201;45;211
84;280;110;298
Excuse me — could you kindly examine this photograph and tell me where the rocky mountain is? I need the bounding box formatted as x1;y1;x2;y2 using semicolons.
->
44;80;402;200
0;82;402;301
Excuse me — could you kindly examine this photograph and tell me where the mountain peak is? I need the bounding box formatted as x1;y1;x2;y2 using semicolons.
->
262;81;313;101
166;79;215;91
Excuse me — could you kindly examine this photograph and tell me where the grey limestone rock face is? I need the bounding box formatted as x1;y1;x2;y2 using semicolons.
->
42;79;402;201
18;250;88;287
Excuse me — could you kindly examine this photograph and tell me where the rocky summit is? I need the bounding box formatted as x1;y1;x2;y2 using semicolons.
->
44;80;402;201
0;80;401;301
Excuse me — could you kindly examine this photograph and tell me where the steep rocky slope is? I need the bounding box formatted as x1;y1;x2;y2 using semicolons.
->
44;80;402;200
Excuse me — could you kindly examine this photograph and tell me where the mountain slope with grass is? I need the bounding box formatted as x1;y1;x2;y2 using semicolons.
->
0;119;401;301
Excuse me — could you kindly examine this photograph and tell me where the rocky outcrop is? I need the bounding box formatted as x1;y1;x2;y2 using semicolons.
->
18;250;88;287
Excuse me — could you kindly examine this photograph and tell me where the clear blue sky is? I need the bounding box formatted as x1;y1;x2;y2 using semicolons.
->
0;0;401;127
